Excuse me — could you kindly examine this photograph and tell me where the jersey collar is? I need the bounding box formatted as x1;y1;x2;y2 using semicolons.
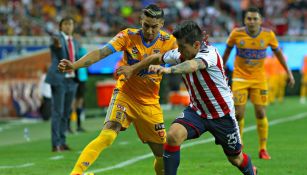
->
245;27;262;38
140;30;160;48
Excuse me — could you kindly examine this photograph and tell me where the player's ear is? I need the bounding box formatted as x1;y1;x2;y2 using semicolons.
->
193;41;201;49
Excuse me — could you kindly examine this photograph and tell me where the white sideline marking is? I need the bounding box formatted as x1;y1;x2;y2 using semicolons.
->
118;141;129;145
90;112;307;174
0;163;35;169
0;118;42;132
49;155;64;160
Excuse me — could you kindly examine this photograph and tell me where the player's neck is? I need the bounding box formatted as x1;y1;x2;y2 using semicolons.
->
246;27;261;37
144;39;153;44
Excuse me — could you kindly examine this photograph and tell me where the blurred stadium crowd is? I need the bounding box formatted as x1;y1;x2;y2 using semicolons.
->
1;0;307;37
1;0;307;120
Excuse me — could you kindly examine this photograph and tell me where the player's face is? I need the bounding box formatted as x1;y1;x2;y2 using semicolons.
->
140;16;164;41
244;12;262;34
177;39;200;60
60;20;74;35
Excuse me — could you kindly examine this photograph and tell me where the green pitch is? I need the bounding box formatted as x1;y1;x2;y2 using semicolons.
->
0;96;307;175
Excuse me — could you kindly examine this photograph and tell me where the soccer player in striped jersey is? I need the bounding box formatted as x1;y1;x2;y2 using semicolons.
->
222;7;295;160
117;20;257;175
58;4;177;175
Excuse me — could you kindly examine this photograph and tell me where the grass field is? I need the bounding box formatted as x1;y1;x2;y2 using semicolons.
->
0;96;307;175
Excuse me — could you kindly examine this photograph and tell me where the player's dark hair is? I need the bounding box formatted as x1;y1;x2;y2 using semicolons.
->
59;16;75;31
173;20;202;45
142;4;164;19
245;7;262;17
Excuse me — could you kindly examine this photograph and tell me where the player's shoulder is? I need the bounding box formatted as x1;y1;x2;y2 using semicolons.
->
232;27;245;33
197;44;217;57
228;27;245;38
206;44;218;52
158;30;175;41
121;28;142;36
261;27;273;33
261;27;276;37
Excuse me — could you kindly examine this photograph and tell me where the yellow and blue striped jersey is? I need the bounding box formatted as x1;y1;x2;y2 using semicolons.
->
226;27;279;82
107;28;177;104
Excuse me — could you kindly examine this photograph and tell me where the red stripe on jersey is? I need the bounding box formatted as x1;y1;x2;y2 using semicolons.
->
200;69;230;117
184;74;207;118
216;50;230;86
181;77;192;105
216;50;227;79
192;72;219;118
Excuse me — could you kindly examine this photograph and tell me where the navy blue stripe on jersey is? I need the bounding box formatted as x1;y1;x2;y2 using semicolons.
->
236;48;266;59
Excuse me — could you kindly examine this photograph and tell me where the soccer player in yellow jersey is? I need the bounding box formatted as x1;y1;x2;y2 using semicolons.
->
222;7;295;160
58;4;177;175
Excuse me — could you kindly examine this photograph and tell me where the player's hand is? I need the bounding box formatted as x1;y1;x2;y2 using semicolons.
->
52;36;62;48
202;31;209;44
116;66;134;82
287;73;295;87
148;65;171;75
58;59;74;72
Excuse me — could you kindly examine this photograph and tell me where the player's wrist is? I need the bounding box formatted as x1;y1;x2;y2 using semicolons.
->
71;64;76;70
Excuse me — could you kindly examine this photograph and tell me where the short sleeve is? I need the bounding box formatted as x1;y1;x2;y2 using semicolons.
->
162;49;181;65
268;30;279;51
195;46;218;68
226;29;237;48
107;29;129;53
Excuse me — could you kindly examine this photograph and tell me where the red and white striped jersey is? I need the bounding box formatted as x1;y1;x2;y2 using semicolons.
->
162;44;235;119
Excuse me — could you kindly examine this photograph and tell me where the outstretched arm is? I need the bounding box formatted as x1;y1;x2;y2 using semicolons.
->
58;46;113;72
274;49;295;87
222;47;232;66
149;59;207;75
116;53;163;80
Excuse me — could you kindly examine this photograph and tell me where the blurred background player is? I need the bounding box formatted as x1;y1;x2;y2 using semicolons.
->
222;7;295;160
264;56;276;104
300;55;307;104
265;49;288;104
58;4;177;175
46;17;80;152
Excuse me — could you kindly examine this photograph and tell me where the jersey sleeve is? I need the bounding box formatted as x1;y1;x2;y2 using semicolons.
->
162;49;181;65
268;30;279;51
226;29;237;48
195;46;218;68
106;29;129;53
